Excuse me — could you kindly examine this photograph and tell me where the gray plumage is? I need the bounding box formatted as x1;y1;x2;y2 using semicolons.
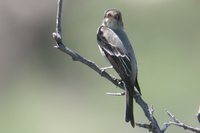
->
97;9;141;127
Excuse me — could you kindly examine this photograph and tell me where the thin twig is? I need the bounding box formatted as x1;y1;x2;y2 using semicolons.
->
56;0;62;36
106;92;125;96
136;122;152;131
161;111;200;133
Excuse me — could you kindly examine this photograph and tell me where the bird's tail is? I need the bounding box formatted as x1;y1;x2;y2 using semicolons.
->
125;88;135;128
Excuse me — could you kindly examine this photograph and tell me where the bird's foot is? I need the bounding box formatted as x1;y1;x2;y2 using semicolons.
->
117;79;123;85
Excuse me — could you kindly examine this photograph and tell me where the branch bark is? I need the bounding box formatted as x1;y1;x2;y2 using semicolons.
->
52;0;200;133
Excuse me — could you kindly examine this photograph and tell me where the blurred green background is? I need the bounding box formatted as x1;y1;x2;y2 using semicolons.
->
0;0;199;133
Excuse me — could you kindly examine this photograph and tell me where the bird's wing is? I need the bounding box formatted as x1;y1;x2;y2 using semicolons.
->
97;26;131;77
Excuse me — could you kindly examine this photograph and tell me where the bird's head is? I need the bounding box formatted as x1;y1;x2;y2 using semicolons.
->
102;9;124;30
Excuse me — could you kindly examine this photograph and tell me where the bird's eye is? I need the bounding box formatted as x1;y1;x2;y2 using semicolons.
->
115;14;120;20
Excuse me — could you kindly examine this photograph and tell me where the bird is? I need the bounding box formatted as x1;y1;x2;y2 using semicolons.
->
197;106;200;123
96;9;141;128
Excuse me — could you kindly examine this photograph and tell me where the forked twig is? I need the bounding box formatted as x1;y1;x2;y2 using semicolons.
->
161;111;200;133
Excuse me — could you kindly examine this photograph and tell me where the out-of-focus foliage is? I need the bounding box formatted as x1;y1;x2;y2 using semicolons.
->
0;0;199;133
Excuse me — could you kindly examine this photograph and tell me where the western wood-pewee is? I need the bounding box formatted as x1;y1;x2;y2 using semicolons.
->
97;9;141;127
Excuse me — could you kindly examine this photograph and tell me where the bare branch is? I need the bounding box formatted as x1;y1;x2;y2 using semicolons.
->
55;0;62;35
52;0;199;133
161;111;200;133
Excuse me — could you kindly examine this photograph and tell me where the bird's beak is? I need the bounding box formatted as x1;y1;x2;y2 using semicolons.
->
106;14;114;21
105;17;113;24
